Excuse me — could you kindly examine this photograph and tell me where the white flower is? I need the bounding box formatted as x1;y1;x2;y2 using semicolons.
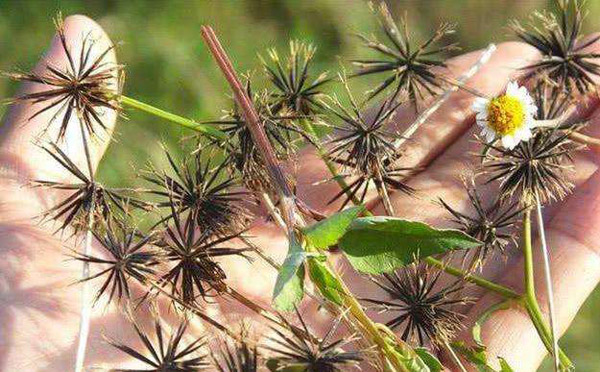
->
472;82;537;149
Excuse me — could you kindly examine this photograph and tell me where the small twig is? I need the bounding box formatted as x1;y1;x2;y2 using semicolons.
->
258;192;287;231
392;43;497;153
200;26;299;231
74;121;95;372
569;131;600;148
535;193;560;372
444;340;468;372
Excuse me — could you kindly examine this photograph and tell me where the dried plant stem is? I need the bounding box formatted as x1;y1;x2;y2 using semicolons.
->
258;192;287;231
569;131;600;148
534;194;560;372
74;213;94;372
119;95;228;140
74;121;96;372
444;340;468;372
392;43;497;153
147;281;238;340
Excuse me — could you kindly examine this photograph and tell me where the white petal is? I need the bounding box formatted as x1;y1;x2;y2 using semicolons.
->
472;98;489;112
485;129;496;142
506;81;519;95
502;135;517;149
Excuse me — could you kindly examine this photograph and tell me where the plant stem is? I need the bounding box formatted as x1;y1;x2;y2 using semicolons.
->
74;214;94;372
424;256;520;299
444;340;468;372
535;194;560;372
569;131;600;149
326;259;409;372
522;208;572;371
119;95;228;141
299;118;362;206
391;43;497;154
74;120;95;372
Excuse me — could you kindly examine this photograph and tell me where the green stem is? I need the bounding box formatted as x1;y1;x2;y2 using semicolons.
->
299;118;362;206
522;209;573;371
424;256;520;299
119;95;228;140
324;258;409;372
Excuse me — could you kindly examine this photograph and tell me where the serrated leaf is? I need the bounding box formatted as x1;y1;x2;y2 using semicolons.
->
339;217;481;274
273;234;306;311
415;348;442;372
308;259;344;305
302;205;365;249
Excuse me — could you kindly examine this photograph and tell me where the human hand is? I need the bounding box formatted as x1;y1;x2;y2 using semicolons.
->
1;15;599;372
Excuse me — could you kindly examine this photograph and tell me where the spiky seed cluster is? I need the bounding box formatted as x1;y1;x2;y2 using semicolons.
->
141;146;252;235
212;332;259;372
159;210;250;305
72;222;160;305
264;311;362;372
3;16;121;141
324;87;413;209
352;2;457;105
107;318;210;372
262;40;330;116
440;177;522;269
531;80;572;121
32;142;141;233
511;0;600;95
364;263;468;348
208;83;305;191
481;127;582;205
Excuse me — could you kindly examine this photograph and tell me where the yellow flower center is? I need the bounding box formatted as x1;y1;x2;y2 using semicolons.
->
487;95;526;135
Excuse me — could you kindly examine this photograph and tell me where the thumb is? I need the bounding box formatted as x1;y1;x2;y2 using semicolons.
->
0;14;118;184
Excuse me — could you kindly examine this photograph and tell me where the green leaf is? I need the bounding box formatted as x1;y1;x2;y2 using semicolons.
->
273;235;306;311
414;348;442;372
339;217;481;274
498;358;515;372
308;259;344;305
302;205;364;249
452;341;494;372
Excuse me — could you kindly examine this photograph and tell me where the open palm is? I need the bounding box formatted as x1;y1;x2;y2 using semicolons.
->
1;15;599;372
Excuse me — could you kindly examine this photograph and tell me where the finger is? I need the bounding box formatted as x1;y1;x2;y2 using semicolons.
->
0;15;118;184
295;41;540;213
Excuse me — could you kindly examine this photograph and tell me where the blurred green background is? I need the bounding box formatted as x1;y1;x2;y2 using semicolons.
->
0;0;598;370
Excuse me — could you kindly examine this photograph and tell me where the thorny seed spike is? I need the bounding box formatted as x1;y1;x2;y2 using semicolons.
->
324;81;415;209
106;316;210;372
511;0;600;95
212;327;259;372
262;40;331;116
3;15;122;142
263;309;363;372
440;176;523;270
363;263;470;349
31;142;143;234
141;145;253;236
480;126;583;205
352;2;458;106
71;221;160;305
158;209;251;306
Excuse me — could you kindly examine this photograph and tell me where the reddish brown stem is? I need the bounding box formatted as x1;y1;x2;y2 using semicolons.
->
200;26;298;229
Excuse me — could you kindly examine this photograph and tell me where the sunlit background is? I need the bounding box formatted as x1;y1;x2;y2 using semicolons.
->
1;1;599;370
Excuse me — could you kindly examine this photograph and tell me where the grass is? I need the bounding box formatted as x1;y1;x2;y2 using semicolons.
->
1;0;599;370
